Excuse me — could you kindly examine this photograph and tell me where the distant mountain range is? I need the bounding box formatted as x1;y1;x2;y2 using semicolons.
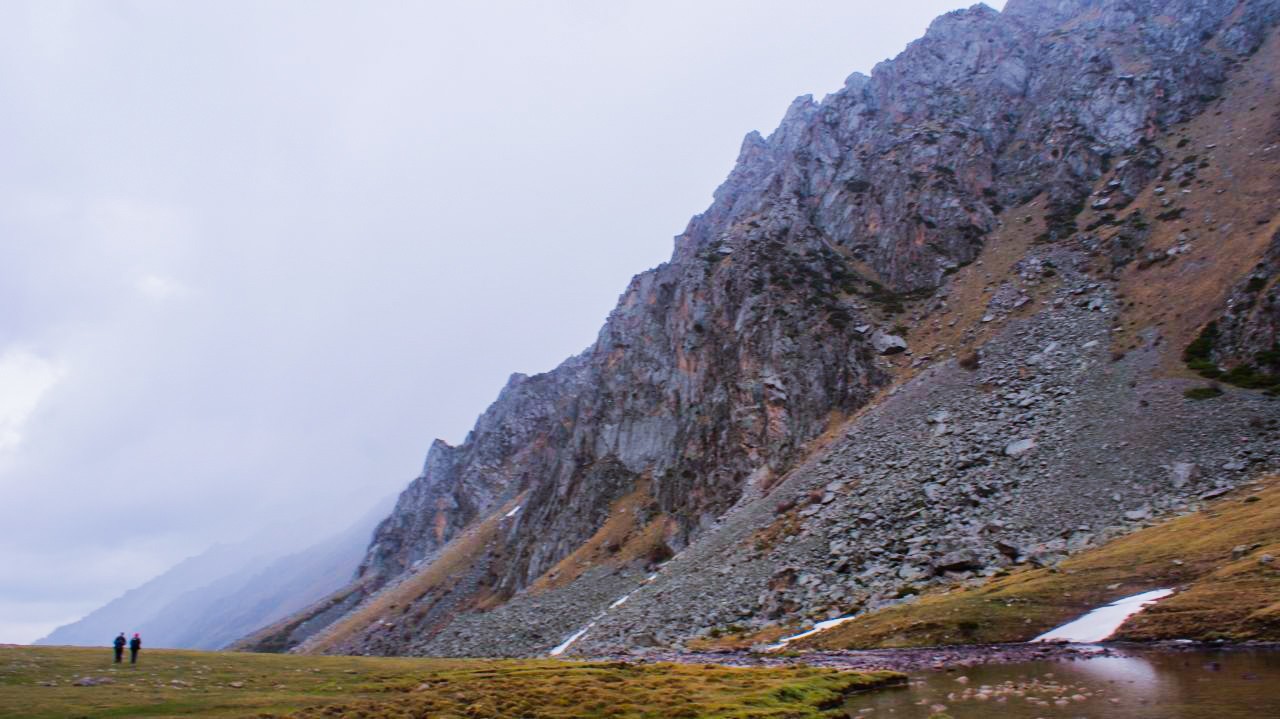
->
36;497;391;650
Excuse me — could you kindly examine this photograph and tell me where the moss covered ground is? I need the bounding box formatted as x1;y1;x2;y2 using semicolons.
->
794;476;1280;650
0;645;901;718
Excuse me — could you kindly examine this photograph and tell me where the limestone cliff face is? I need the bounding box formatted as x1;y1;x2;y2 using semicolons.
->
244;0;1280;655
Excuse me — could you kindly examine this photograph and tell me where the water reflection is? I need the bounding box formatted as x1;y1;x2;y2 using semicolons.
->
1072;654;1166;704
845;647;1280;718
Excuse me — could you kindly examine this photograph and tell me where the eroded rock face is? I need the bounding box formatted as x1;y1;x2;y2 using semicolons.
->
253;0;1280;656
674;0;1259;291
361;212;890;599
359;364;588;581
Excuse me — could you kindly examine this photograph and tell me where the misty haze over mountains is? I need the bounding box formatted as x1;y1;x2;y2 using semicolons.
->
36;497;391;650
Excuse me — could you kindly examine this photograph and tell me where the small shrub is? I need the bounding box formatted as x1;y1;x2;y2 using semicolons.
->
646;542;675;568
1184;322;1220;377
1256;344;1280;367
1184;384;1224;400
1220;364;1280;390
959;351;981;370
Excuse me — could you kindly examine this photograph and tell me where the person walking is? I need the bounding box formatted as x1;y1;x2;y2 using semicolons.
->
112;633;126;663
129;633;141;664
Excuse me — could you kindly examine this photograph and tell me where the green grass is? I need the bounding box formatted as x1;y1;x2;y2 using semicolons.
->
0;646;903;719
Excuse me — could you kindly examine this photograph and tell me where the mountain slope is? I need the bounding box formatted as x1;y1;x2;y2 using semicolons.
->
130;505;385;650
35;543;265;648
244;0;1280;658
38;500;388;649
792;473;1280;649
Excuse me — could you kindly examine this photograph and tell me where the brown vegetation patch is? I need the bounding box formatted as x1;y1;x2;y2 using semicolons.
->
751;509;804;554
793;475;1280;649
302;497;522;655
1103;31;1280;367
529;480;675;594
686;624;793;653
885;196;1059;383
230;579;376;653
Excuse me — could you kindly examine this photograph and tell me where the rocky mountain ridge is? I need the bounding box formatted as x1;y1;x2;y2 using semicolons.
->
239;0;1280;657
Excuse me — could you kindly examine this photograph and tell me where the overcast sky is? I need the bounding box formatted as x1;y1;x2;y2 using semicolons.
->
0;0;1005;644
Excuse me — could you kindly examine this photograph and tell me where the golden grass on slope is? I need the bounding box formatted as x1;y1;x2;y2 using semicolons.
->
0;646;903;719
686;625;794;653
888;196;1058;381
793;475;1280;650
529;481;674;595
231;579;376;654
1105;29;1280;369
302;497;521;655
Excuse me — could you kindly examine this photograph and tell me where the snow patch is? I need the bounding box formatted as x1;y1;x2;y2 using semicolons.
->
1032;588;1174;643
609;593;631;609
549;623;593;656
765;615;858;651
504;505;522;518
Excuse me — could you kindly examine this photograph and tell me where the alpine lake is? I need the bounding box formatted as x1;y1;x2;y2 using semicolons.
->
844;645;1280;719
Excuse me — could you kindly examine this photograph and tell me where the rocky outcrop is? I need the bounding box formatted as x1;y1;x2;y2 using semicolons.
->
359;364;589;582
1187;228;1280;388
241;0;1280;657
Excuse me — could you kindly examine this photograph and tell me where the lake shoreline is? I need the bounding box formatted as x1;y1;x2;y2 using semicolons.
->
590;640;1280;674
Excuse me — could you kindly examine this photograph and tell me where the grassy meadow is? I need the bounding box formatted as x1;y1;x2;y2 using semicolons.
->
0;645;901;719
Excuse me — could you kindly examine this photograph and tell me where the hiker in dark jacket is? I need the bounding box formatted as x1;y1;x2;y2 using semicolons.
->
113;633;126;663
129;634;141;664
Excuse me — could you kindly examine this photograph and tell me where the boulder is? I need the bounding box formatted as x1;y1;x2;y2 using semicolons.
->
871;331;908;355
994;540;1024;559
1169;462;1197;489
1123;507;1152;521
933;549;982;572
1004;438;1036;457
